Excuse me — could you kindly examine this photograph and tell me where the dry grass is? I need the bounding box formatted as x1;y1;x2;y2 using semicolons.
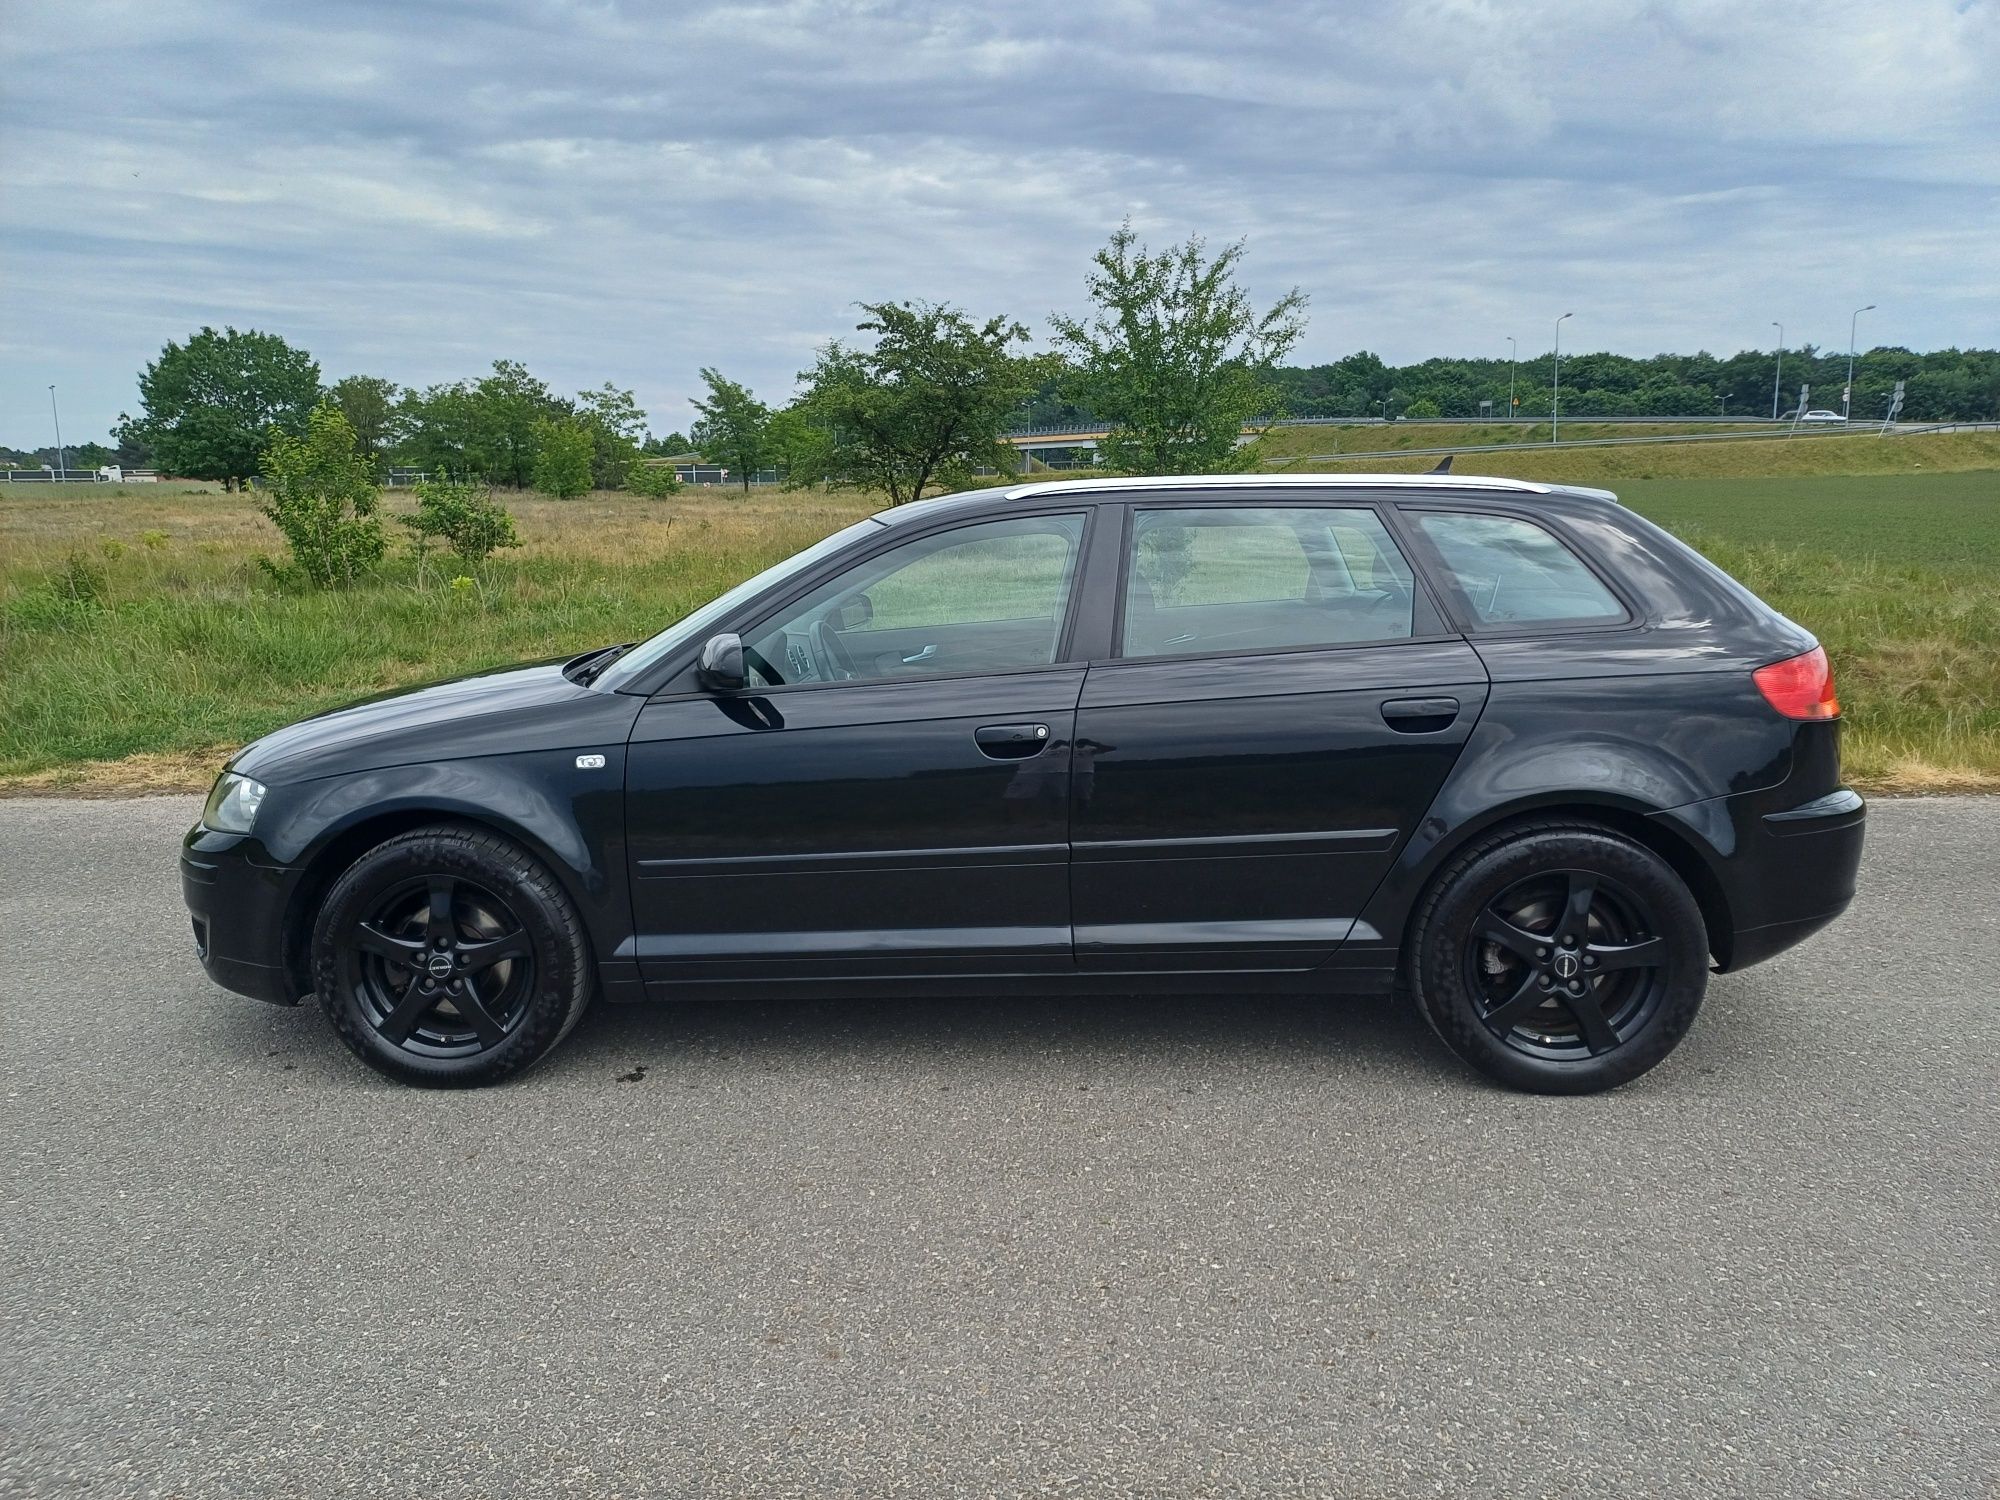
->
0;747;229;797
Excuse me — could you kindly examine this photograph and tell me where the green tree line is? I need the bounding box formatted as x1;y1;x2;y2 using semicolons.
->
15;230;1995;497
1255;346;1999;424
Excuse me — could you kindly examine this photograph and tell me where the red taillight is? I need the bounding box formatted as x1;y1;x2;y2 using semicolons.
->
1754;646;1840;720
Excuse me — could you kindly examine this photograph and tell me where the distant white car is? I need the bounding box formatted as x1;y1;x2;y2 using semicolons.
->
1798;409;1847;424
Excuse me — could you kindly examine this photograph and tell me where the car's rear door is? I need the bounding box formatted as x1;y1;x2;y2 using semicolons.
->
1071;496;1489;972
623;507;1099;988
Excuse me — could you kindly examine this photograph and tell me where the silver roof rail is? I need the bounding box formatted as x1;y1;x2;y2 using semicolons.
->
1001;472;1562;500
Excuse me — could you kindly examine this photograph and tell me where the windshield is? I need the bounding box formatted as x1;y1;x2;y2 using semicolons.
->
591;517;886;692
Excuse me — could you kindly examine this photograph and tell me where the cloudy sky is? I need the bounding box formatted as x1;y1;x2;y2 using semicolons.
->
4;0;1997;445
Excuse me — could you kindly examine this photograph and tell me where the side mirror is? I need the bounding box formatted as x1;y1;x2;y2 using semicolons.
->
834;592;873;630
696;632;746;693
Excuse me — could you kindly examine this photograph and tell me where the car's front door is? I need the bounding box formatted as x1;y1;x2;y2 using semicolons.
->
1072;499;1489;971
624;509;1095;989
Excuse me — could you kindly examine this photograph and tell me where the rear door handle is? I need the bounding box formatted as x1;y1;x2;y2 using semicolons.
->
1380;697;1460;733
975;722;1051;759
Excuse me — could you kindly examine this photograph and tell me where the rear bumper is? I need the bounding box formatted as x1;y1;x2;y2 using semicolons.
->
1661;785;1865;972
181;824;302;1005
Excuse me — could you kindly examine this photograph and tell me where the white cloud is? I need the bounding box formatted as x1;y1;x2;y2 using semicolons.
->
1;0;1995;441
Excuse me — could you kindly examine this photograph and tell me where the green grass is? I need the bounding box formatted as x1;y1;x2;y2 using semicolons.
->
2;458;1996;792
1618;472;2000;790
1263;425;2000;484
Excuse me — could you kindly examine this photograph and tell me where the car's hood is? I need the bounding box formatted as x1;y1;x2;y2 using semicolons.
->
230;653;635;785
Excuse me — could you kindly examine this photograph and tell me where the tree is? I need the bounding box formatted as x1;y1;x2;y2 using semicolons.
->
393;381;479;477
576;382;647;490
767;403;841;490
325;376;400;473
792;301;1043;505
690;369;772;492
641;431;692;456
530;417;595;498
257;403;386;587
470;360;568;487
118;326;321;489
1050;223;1307;473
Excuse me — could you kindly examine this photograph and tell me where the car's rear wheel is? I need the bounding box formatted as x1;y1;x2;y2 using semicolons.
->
1409;822;1707;1093
312;824;593;1087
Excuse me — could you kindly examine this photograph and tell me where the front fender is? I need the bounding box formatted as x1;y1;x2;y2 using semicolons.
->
263;748;633;985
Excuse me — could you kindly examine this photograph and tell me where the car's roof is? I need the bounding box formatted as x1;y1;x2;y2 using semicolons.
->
876;472;1621;525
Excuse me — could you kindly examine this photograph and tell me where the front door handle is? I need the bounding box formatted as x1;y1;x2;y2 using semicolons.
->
1380;696;1460;733
901;644;937;665
975;722;1050;759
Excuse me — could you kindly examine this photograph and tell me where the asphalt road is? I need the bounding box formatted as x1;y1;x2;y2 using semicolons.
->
3;796;1995;1499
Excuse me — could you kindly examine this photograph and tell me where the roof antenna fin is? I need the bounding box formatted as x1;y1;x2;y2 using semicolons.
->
1428;455;1454;474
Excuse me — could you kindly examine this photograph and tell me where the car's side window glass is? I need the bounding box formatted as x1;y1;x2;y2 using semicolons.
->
1120;506;1416;659
1414;512;1625;627
745;513;1087;687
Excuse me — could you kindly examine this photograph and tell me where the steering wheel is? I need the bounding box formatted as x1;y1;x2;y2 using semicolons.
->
808;617;858;682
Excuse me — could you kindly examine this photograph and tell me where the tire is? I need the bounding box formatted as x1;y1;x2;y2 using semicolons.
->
1408;821;1707;1094
312;824;594;1087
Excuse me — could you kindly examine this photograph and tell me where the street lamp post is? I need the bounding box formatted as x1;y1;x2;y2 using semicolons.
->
1552;313;1573;442
48;385;64;478
1770;321;1784;421
1845;304;1875;420
1507;336;1517;425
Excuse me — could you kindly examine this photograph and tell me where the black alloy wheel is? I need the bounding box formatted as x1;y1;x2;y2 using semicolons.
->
313;824;593;1087
1409;822;1708;1094
1467;869;1668;1060
347;873;535;1057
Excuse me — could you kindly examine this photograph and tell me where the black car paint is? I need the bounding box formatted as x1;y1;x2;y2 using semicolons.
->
182;480;1864;1013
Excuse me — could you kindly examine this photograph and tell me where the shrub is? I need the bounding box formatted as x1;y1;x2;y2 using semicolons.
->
402;472;522;568
531;418;595;499
257;403;386;587
53;552;109;608
626;460;683;497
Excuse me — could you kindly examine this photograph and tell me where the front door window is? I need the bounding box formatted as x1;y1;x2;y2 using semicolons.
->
746;512;1088;686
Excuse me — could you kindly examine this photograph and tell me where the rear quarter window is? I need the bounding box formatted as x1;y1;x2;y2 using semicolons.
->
1414;512;1626;628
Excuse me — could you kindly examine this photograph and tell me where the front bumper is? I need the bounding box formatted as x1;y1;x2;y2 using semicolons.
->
181;823;302;1005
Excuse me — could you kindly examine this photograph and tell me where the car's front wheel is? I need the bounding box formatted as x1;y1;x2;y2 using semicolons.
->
313;824;593;1087
1409;821;1708;1094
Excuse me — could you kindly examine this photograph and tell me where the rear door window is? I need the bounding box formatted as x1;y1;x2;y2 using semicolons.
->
1120;506;1418;659
1413;512;1626;628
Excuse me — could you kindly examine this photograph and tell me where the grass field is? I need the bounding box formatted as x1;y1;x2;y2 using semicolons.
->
1264;425;2000;484
3;450;1997;793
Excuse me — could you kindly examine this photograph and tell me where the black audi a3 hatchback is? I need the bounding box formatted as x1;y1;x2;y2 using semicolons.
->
183;474;1864;1092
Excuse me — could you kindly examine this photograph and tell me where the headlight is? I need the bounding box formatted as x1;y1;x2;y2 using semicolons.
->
202;772;268;833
